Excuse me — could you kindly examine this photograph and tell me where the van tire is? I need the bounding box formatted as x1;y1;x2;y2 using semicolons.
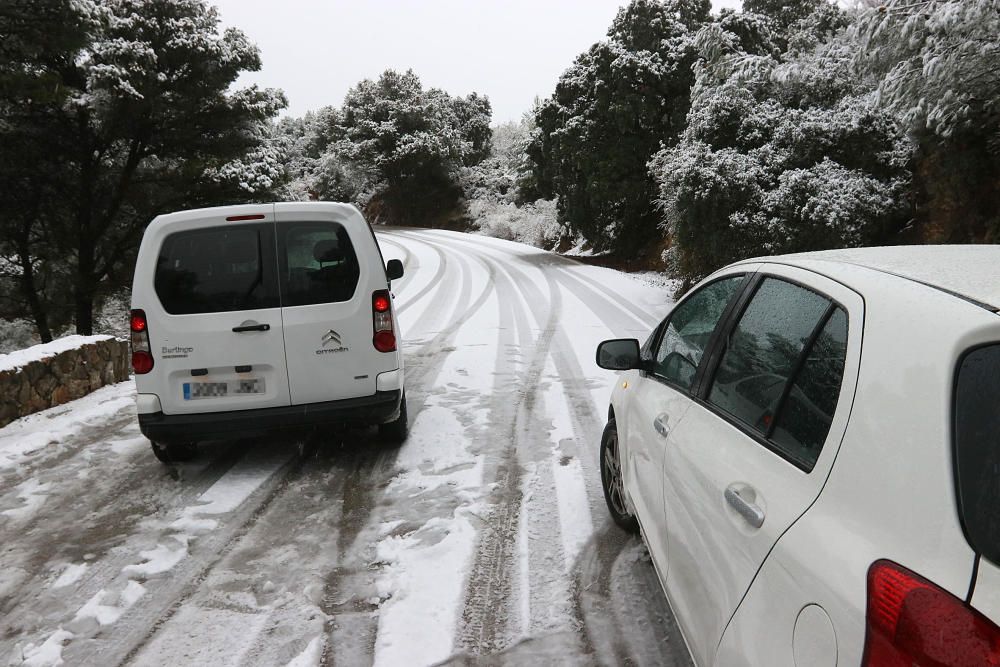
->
150;440;198;464
378;391;408;444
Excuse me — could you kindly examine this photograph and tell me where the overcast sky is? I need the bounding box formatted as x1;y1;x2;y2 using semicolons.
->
212;0;742;124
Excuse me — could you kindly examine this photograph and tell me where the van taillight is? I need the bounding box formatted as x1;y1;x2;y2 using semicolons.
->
372;290;396;352
130;309;154;374
863;560;1000;666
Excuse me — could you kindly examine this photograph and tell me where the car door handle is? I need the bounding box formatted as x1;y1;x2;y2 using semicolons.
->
653;413;670;438
725;486;765;529
232;323;270;333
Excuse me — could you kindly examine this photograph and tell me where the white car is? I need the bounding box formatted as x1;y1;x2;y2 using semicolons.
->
130;202;407;463
596;246;1000;666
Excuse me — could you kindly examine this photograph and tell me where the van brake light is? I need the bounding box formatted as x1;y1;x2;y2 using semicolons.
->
863;559;1000;666
372;290;396;353
130;309;154;374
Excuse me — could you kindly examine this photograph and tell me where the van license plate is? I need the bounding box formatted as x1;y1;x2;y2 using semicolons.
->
183;379;264;400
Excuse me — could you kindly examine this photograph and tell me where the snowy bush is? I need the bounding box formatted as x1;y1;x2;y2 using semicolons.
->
651;9;913;285
0;319;38;355
470;199;564;249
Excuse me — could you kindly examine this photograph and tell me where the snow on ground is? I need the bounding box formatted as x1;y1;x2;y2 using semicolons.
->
0;381;136;472
0;229;683;667
0;334;115;374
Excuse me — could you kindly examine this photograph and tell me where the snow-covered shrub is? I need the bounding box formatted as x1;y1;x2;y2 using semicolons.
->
470;199;564;249
651;11;913;285
0;319;38;355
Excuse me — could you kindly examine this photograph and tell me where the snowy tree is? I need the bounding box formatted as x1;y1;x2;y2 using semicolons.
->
853;0;1000;141
524;0;711;256
459;117;565;249
853;0;1000;241
331;69;492;225
0;0;286;337
652;10;913;287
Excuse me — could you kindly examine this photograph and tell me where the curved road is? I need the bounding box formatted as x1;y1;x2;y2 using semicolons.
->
0;229;690;667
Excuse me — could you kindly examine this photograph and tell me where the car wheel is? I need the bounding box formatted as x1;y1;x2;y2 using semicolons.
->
150;440;198;464
378;391;408;445
601;419;638;533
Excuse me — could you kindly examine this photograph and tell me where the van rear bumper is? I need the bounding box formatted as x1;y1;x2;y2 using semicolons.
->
138;390;401;443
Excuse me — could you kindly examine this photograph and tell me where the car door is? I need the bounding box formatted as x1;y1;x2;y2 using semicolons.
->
660;265;862;667
274;203;384;405
144;204;293;415
624;270;752;578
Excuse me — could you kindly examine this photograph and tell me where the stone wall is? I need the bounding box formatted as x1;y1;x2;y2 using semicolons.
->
0;338;130;428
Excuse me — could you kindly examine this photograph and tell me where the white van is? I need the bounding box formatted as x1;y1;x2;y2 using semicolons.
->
129;202;407;463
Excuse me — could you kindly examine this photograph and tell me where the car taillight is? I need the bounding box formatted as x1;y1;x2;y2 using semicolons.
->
864;559;1000;667
372;290;396;352
130;309;154;375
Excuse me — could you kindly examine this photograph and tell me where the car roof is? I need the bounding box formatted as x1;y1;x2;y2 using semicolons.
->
746;245;1000;312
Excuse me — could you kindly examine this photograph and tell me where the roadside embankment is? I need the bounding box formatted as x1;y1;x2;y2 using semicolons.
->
0;335;130;427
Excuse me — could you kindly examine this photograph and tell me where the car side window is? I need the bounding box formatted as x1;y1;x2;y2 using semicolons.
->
653;276;745;391
770;307;847;469
278;222;360;307
706;277;847;470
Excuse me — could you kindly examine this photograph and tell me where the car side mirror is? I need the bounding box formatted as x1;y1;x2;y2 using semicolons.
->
596;338;641;371
386;259;404;281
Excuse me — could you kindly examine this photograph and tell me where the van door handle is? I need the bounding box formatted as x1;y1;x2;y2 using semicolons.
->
725;486;765;529
653;413;670;438
232;323;270;333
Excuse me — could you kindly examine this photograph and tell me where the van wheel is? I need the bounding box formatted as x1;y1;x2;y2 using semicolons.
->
378;391;408;444
601;420;638;533
150;441;198;464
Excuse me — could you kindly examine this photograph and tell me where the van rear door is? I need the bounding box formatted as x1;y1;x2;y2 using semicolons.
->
144;205;292;415
274;203;388;405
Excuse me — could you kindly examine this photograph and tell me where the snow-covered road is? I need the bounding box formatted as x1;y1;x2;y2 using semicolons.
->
0;230;692;666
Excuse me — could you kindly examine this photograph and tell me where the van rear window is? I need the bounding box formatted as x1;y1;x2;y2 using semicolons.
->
154;224;279;315
278;222;360;307
954;344;1000;566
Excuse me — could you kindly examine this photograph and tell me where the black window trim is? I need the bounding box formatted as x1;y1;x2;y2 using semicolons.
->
951;340;1000;570
643;272;754;395
692;272;852;474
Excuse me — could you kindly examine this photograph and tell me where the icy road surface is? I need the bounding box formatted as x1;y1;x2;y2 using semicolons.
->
0;230;692;666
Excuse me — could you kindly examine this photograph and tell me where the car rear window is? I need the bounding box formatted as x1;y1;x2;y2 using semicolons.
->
154;224;279;315
278;222;360;307
954;344;1000;566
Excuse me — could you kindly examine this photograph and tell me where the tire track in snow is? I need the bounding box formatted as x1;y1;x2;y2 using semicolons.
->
5;440;301;666
498;256;685;665
0;427;260;642
127;434;396;667
379;232;450;318
424;231;680;664
453;250;563;656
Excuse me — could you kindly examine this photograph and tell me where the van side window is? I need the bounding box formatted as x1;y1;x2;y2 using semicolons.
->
279;222;360;307
154;224;278;315
707;278;846;470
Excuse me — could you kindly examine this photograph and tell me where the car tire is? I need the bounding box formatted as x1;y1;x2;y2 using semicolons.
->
378;391;408;445
150;440;198;464
600;419;639;533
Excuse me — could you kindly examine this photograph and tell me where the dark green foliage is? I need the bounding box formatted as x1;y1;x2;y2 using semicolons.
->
652;7;913;287
0;0;286;338
524;0;710;254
